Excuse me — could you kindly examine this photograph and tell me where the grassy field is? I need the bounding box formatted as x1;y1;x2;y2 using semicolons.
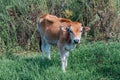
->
0;41;120;80
0;0;120;80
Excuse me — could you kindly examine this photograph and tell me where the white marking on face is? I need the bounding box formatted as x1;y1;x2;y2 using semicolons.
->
69;26;83;44
74;27;83;42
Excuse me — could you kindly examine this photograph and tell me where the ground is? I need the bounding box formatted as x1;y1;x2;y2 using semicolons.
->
0;41;120;80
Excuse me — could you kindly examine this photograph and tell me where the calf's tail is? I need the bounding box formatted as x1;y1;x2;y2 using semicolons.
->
37;18;42;51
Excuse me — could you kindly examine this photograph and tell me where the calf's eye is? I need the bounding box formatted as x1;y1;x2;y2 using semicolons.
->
69;30;73;33
67;28;73;33
80;30;83;32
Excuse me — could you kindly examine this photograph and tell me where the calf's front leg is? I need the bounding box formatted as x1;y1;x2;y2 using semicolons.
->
61;51;69;72
58;43;69;72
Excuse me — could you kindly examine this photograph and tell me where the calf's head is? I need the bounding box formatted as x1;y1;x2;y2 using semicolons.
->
66;23;90;44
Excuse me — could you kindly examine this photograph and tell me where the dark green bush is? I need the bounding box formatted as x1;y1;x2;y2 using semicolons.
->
0;0;120;51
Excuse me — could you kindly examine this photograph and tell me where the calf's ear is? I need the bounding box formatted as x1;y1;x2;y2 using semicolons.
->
83;27;90;32
60;26;67;32
60;25;71;31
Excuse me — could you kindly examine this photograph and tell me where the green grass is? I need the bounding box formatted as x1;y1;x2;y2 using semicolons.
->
0;41;120;80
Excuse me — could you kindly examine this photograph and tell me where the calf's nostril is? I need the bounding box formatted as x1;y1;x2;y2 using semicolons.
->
74;39;79;44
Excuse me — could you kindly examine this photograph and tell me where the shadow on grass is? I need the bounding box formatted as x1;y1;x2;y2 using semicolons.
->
24;57;54;69
22;55;61;71
1;51;61;72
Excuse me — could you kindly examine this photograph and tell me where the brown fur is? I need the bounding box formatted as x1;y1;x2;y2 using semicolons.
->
37;14;90;72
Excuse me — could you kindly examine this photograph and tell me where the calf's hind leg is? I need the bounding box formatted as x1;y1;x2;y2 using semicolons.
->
45;43;51;60
39;39;46;60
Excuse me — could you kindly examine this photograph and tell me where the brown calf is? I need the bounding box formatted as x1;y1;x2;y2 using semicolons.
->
37;14;90;72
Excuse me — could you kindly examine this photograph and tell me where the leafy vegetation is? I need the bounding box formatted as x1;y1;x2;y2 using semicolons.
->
0;0;120;49
0;41;120;80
